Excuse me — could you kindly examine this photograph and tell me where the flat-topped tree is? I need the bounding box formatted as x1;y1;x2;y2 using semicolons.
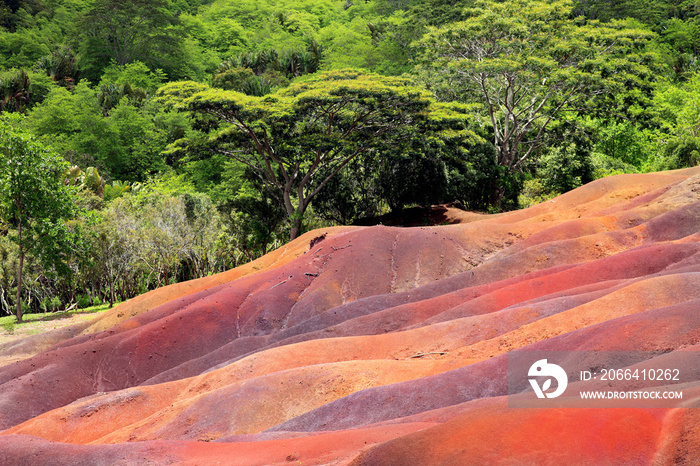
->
184;69;476;240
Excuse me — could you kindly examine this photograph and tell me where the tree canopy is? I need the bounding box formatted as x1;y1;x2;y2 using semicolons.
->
77;0;184;82
182;70;476;239
0;114;79;321
417;0;657;201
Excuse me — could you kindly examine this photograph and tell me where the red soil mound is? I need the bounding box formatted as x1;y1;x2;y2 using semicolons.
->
1;167;699;465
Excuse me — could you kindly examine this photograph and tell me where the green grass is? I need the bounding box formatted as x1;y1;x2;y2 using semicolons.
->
0;302;117;334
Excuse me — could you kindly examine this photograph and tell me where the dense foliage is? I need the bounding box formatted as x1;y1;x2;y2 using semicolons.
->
0;114;78;321
1;0;699;319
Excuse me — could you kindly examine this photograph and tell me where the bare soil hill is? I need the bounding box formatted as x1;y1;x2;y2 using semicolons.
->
1;167;699;465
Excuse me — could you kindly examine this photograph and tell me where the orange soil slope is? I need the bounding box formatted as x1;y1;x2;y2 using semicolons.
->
0;167;699;465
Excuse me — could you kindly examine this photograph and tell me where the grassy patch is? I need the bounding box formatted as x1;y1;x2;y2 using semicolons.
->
0;302;116;331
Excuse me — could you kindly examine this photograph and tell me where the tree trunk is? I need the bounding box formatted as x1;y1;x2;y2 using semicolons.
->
284;188;306;241
109;279;115;308
490;177;505;210
289;215;302;241
15;220;24;323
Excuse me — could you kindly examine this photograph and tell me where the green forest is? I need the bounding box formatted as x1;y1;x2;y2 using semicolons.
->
1;0;699;321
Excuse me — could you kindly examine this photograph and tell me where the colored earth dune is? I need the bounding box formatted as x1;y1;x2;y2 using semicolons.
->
1;167;700;465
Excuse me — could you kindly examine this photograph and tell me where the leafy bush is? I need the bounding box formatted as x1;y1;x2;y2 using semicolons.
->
646;136;700;171
518;178;558;208
77;295;92;309
41;296;62;312
537;143;594;194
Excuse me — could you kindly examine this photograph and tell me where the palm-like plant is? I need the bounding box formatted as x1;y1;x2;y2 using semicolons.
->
0;69;30;113
34;47;80;89
97;82;148;115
